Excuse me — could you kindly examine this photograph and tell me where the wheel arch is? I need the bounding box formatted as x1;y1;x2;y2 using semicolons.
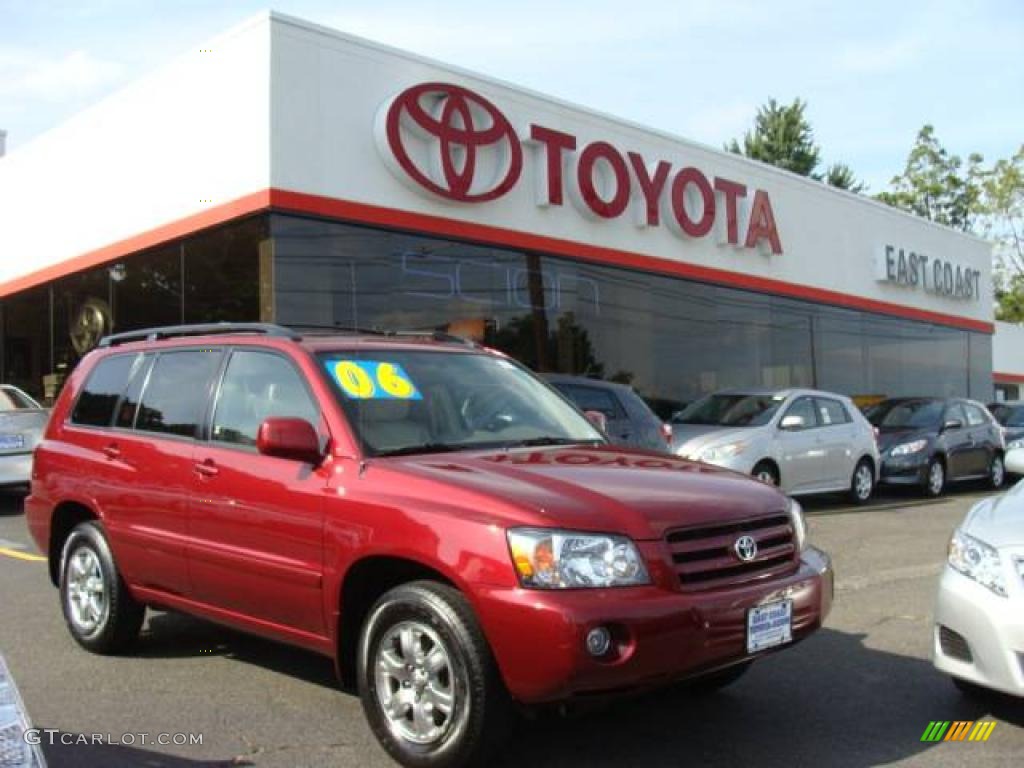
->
336;554;458;689
48;500;99;586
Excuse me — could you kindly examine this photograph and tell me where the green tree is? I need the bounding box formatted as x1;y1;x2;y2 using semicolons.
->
981;146;1024;320
728;98;864;192
875;125;984;232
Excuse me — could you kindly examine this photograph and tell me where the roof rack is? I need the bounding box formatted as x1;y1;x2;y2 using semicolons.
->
97;322;481;350
98;323;300;348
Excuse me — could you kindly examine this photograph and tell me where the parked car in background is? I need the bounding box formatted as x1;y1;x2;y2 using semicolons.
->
0;384;48;489
671;388;879;503
988;401;1024;453
932;447;1024;699
866;397;1005;497
26;323;833;768
544;374;671;452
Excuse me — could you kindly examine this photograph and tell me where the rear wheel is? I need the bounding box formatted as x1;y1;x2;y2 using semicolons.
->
59;521;144;654
357;581;510;768
752;462;779;487
990;453;1006;489
849;459;875;504
923;459;945;497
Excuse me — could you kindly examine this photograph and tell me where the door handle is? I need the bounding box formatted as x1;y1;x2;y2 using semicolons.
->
194;459;219;478
102;443;120;460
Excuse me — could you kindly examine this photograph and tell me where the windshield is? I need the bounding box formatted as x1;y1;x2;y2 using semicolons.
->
865;400;943;429
672;393;786;427
0;387;40;411
990;404;1024;427
318;350;605;456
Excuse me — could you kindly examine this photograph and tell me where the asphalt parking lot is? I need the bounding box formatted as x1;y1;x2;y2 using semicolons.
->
1;485;1021;768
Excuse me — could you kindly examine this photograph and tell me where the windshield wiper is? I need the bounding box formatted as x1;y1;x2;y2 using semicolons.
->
507;437;604;448
375;443;469;458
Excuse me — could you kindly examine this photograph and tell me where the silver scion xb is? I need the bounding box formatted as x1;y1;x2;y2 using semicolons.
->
670;388;880;502
0;385;48;489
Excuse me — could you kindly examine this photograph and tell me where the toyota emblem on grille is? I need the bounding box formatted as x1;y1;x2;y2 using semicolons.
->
734;535;758;562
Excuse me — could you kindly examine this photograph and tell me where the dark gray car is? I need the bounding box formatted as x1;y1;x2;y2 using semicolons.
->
543;375;670;452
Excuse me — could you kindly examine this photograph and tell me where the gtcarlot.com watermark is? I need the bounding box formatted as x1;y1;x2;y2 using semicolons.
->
24;729;204;747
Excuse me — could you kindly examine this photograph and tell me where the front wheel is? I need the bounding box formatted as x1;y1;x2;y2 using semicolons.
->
990;453;1006;489
357;581;510;768
923;459;945;497
849;459;875;504
752;462;780;487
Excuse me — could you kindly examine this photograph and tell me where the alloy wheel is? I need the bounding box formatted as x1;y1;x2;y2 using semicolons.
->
992;456;1005;488
928;462;944;496
65;545;108;634
374;620;459;746
854;464;873;500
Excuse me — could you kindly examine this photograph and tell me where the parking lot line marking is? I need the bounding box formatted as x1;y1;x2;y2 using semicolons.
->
0;546;45;563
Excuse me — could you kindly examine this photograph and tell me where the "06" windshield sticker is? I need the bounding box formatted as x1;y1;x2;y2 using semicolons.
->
327;360;422;400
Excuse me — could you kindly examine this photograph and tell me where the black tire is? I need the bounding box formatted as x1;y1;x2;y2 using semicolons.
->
687;662;752;694
752;461;780;487
59;521;144;654
923;458;945;498
990;453;1006;490
849;458;875;505
357;581;511;768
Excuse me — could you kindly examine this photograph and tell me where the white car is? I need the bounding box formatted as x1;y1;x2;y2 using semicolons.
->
670;388;880;502
933;448;1024;697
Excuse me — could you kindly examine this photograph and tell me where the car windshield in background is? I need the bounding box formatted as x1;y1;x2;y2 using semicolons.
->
318;351;605;456
673;393;786;427
866;400;943;429
990;404;1024;428
0;387;40;411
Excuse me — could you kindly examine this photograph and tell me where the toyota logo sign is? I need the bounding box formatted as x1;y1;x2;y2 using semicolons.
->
734;535;758;562
377;82;523;203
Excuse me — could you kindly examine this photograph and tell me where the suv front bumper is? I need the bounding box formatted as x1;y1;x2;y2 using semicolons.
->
475;547;833;703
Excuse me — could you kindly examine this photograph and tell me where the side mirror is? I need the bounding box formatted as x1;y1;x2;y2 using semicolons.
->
942;419;964;433
1005;447;1024;476
780;414;805;430
257;417;322;464
583;410;608;432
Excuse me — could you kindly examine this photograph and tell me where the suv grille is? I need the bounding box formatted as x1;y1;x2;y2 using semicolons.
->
666;514;797;590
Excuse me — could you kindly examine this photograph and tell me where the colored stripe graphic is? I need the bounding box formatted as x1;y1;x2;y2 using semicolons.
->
945;721;974;741
969;722;997;742
921;722;950;742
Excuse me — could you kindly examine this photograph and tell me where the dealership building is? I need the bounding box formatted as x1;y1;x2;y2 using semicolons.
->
0;12;996;411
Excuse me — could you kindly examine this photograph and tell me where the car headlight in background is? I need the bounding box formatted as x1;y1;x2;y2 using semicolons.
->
948;529;1006;597
788;498;807;552
890;439;928;456
700;441;748;462
507;528;650;589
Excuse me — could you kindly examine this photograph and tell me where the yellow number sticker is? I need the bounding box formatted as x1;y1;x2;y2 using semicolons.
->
328;360;421;400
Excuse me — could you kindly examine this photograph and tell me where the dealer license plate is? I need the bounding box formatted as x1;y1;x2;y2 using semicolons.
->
747;599;793;654
0;433;24;451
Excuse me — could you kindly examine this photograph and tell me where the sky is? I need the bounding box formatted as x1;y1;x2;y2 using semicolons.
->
1;0;1021;192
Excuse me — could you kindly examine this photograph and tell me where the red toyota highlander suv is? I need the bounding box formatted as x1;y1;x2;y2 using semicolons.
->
27;323;833;767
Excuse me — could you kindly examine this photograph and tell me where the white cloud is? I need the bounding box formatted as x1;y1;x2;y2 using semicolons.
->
0;48;123;102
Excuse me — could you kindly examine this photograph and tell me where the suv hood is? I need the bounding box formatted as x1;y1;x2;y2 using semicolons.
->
670;424;755;458
963;487;1024;549
373;445;789;541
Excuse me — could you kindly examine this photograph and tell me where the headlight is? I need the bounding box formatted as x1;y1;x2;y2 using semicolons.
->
507;528;650;589
890;439;928;456
1007;438;1024;451
788;498;807;552
948;529;1006;597
700;441;748;462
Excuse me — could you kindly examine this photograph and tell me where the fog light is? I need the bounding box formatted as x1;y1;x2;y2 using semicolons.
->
586;626;612;657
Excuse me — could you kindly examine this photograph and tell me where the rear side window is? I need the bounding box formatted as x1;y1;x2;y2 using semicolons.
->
71;354;137;427
135;351;222;438
553;383;626;419
964;404;988;427
815;398;851;426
